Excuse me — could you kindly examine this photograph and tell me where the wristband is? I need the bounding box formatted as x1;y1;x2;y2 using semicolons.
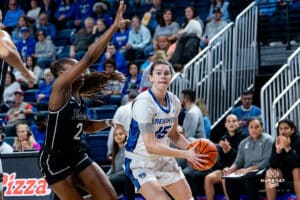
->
105;119;112;127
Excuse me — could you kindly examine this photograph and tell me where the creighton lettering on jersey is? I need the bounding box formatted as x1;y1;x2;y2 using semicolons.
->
125;89;181;159
44;96;86;151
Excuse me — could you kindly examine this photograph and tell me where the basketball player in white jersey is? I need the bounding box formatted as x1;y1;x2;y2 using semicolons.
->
124;51;208;200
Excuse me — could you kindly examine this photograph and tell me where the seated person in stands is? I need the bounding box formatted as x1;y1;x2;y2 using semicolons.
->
54;0;76;30
92;18;107;41
200;7;228;50
33;29;56;70
223;117;274;200
69;17;95;60
0;127;14;153
147;8;179;54
1;0;24;33
103;58;124;96
0;71;21;113
231;90;262;134
15;26;36;63
207;0;231;23
107;126;134;199
30;113;47;146
195;98;212;139
170;6;202;67
26;0;42;23
92;1;113;28
35;68;54;111
111;20;130;51
97;43;127;75
35;12;56;40
13;123;41;151
120;62;141;105
123;15;151;60
25;55;43;88
264;119;300;200
5;90;34;136
204;114;247;200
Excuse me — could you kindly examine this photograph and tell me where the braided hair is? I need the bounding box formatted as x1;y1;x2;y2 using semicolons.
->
50;58;124;98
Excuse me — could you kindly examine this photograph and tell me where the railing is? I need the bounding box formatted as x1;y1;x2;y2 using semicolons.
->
169;2;258;128
261;47;300;136
271;77;300;136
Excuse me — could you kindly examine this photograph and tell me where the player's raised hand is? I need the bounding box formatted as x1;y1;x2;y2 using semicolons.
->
113;1;130;28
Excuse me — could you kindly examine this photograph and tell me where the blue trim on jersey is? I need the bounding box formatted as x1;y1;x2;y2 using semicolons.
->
148;89;170;113
124;158;141;190
125;119;140;152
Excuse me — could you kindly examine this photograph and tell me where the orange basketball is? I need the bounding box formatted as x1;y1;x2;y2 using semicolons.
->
187;138;218;171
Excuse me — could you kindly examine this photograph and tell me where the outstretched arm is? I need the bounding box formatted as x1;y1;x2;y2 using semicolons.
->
56;1;127;88
0;30;35;84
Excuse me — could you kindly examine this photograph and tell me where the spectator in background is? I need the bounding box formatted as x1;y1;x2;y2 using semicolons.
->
35;68;54;111
97;43;127;75
207;0;231;23
111;20;130;51
265;119;300;200
33;29;56;69
107;90;138;157
152;8;179;49
180;5;204;33
92;1;113;28
200;7;228;49
121;62;141;104
170;6;203;67
40;0;57;23
26;0;42;24
139;49;154;73
107;126;135;199
25;55;43;87
0;72;21;113
92;18;107;41
30;113;47;146
156;35;176;61
2;0;24;33
196;98;211;139
54;0;75;30
16;26;36;62
103;58;124;97
231;90;261;134
0;127;14;153
69;17;95;60
123;15;151;60
73;0;94;29
180;89;206;140
13;123;41;151
204;114;247;200
257;0;277;45
35;12;57;40
5;90;34;136
11;15;34;44
141;0;162;33
224;117;273;200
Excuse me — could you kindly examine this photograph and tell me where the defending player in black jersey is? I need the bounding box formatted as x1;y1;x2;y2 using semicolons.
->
0;29;35;200
38;1;127;200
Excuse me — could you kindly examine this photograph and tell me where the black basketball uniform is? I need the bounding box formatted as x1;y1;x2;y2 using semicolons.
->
39;96;92;185
0;59;8;104
0;59;8;190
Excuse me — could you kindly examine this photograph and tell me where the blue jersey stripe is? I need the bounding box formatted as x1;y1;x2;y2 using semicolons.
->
124;158;141;190
125;118;140;152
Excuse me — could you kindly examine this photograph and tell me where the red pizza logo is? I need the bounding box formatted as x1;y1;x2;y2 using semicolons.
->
3;173;51;196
